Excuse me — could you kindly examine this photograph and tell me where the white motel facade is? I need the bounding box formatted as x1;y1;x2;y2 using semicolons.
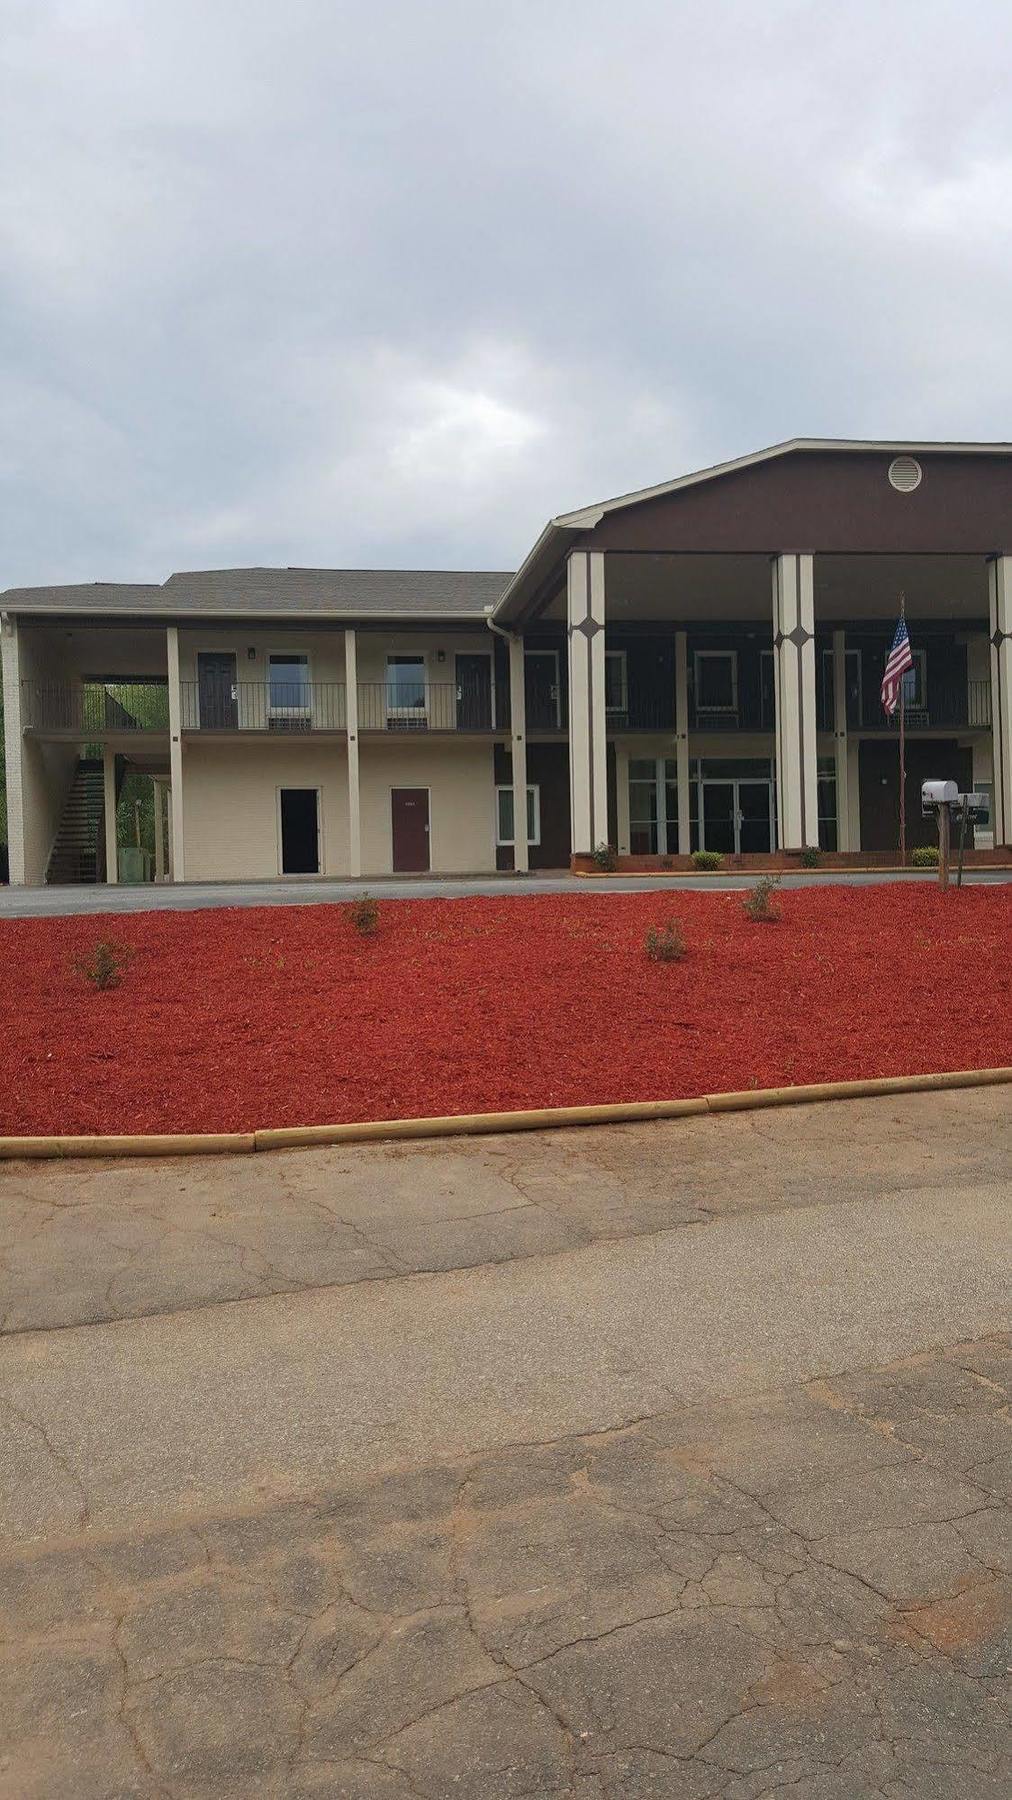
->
3;439;1012;886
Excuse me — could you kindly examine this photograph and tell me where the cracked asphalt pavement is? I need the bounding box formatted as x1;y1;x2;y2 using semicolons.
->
0;1090;1009;1798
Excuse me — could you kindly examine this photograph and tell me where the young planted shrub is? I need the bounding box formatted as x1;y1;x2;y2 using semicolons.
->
911;845;940;868
645;918;686;962
743;873;781;922
74;939;134;991
691;849;724;871
349;894;380;935
591;842;618;871
800;846;820;868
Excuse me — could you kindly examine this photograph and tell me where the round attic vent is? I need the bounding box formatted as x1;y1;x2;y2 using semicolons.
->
888;455;922;493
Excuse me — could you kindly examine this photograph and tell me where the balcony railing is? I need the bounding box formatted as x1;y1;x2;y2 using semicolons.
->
180;681;348;731
858;679;992;732
357;681;513;732
22;681;169;732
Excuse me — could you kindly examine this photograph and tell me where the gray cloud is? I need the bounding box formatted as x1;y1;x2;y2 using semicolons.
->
2;0;1012;585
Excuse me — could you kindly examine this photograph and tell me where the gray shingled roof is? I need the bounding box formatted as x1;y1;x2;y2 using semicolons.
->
1;567;514;620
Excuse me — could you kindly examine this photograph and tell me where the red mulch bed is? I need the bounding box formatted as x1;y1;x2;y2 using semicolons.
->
1;886;1010;1136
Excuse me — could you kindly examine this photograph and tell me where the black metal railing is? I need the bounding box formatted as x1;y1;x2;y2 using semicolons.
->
356;681;512;732
859;679;992;732
23;681;169;732
688;694;774;733
179;681;347;731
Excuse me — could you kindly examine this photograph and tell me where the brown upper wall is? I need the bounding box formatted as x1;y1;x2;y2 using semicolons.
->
580;451;1012;555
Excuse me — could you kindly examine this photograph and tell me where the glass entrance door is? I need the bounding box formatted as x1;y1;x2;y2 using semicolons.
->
700;777;773;854
700;782;736;855
737;780;773;853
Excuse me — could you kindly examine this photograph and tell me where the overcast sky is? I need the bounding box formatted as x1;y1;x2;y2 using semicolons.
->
2;1;1012;587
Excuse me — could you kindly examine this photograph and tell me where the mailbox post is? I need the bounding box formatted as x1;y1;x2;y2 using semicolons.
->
921;780;958;887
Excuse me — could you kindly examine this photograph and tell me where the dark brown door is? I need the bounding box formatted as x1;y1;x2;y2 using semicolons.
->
197;652;238;729
859;739;972;852
391;788;430;872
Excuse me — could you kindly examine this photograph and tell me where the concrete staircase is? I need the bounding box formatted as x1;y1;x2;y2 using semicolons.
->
46;758;105;884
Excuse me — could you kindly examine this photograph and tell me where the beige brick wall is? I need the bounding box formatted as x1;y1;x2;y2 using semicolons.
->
360;740;497;875
182;740;350;880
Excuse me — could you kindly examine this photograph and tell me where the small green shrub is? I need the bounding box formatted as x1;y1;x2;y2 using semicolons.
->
591;842;618;872
74;939;134;990
691;849;724;872
645;919;686;962
743;873;781;922
349;894;380;935
800;846;820;869
911;845;940;868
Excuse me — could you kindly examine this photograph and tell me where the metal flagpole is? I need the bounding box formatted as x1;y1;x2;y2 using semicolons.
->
898;590;906;866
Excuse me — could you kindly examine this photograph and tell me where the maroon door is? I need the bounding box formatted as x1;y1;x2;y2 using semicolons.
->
391;788;430;872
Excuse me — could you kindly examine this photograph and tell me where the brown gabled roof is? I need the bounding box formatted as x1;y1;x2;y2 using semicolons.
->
1;567;514;621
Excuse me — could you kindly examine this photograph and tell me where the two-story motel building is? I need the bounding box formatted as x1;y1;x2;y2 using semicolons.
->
3;439;1012;886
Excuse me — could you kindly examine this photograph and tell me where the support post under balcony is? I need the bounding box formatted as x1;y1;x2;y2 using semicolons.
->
345;629;362;877
1;613;26;884
989;555;1012;848
166;626;185;881
508;634;529;874
832;628;850;852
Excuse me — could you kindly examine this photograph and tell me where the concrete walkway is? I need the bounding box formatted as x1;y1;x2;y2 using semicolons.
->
2;865;1011;916
0;1090;1009;1796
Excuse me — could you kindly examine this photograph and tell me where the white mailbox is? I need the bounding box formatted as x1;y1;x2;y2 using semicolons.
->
921;779;958;811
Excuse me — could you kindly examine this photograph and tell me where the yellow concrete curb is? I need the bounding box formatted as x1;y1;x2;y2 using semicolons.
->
0;1067;1009;1160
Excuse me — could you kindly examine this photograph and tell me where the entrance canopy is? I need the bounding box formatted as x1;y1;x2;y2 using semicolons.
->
495;439;1012;628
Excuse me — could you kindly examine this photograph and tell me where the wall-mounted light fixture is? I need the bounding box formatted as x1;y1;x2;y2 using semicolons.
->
247;647;257;661
436;648;446;663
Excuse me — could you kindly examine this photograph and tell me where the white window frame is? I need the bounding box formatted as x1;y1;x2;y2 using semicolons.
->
605;649;628;715
901;649;927;712
495;783;541;847
386;652;428;723
694;649;739;716
628;756;678;856
267;649;313;723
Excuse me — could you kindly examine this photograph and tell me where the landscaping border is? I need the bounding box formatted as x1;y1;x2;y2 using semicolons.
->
1;1066;1010;1159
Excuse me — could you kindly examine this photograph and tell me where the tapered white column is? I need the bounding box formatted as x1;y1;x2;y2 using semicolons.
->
508;634;529;874
832;628;850;852
153;780;165;881
166;626;185;881
567;549;608;855
345;628;361;876
103;745;118;884
675;629;691;855
772;554;819;850
1;614;26;884
988;555;1012;848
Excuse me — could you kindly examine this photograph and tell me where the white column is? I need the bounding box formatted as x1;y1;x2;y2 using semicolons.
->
345;628;361;876
166;626;185;881
675;629;691;855
988;555;1012;848
153;780;165;881
102;745;118;884
832;628;850;852
567;549;608;855
1;614;26;884
508;634;529;874
772;553;819;850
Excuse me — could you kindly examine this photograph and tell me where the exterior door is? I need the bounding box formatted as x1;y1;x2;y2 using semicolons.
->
700;782;736;854
859;739;972;852
525;651;561;729
197;652;238;729
455;654;492;729
391;788;430;872
737;780;773;853
279;789;320;874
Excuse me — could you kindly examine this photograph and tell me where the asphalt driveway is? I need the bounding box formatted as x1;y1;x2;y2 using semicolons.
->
0;1090;1009;1797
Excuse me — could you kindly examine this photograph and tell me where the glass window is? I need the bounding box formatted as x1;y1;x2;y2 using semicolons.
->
901;650;927;710
695;651;737;711
496;785;540;846
605;651;627;713
387;656;426;711
628;756;678;855
268;653;310;713
817;755;837;852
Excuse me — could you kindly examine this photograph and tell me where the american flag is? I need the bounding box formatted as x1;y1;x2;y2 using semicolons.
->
881;616;914;716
